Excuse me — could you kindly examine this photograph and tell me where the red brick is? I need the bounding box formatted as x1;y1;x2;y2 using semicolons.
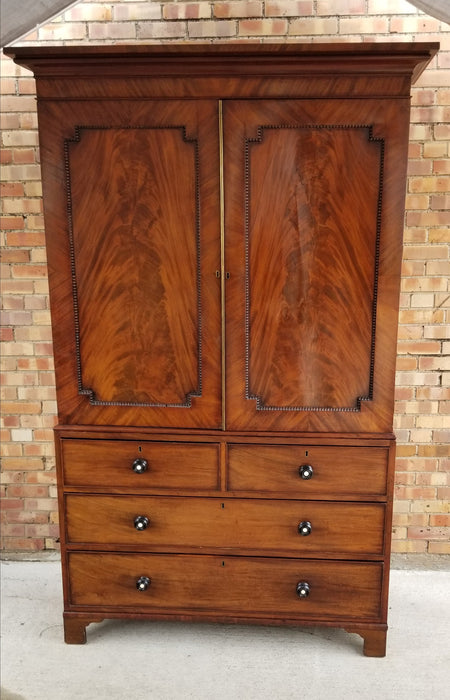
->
431;194;450;210
1;149;13;164
64;3;112;21
138;21;187;39
411;89;436;107
1;310;33;325
5;232;46;247
435;124;450;140
0;182;25;197
0;250;30;263
17;78;37;95
164;2;212;19
11;264;47;279
406;211;450;227
0;538;45;551
430;515;450;527
340;17;388;34
433;160;450;175
289;17;336;34
7;484;49;499
0;280;35;295
265;1;312;16
0;113;20;130
239;18;287;34
1;499;23;510
317;0;364;13
7;511;48;525
38;23;86;41
397;341;441;355
12;149;37;165
188;20;236;37
407;526;449;540
429;542;450;554
1;217;24;230
115;4;160;21
395;486;436;500
407;160;433;176
0;96;37;112
88;22;136;40
391;16;441;34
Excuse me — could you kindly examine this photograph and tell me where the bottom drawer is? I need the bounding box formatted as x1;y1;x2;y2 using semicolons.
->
68;553;383;621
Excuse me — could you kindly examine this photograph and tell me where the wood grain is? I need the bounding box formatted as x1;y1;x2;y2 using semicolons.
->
247;126;380;410
227;444;388;497
224;98;410;432
65;495;385;556
36;99;221;427
68;552;383;620
69;127;199;407
61;438;220;490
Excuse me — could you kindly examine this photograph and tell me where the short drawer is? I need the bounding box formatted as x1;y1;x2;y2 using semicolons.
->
61;439;220;490
68;553;383;620
228;445;388;497
65;495;385;556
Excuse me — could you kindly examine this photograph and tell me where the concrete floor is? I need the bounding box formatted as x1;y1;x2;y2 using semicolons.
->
1;560;449;700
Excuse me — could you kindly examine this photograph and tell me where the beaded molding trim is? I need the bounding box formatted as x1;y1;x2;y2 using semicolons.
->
244;123;385;413
64;125;202;409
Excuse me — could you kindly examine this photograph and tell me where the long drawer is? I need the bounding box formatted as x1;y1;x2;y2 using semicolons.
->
61;439;220;490
68;553;383;620
65;495;385;556
228;444;388;497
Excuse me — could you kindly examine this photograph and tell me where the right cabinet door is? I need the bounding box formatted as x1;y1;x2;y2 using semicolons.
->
224;99;410;433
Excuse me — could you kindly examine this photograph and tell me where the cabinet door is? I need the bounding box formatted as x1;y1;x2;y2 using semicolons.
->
38;100;221;428
224;99;409;432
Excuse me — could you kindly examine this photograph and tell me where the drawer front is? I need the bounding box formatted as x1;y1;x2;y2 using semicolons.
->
61;439;219;490
68;553;383;620
228;445;388;497
65;495;385;556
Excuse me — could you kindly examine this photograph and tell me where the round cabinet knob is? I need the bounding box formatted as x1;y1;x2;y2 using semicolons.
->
298;520;312;536
136;576;151;592
299;464;313;480
134;515;150;531
132;458;148;474
296;581;310;599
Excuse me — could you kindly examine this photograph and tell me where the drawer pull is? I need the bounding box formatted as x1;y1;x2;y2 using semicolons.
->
299;464;313;480
296;581;310;598
134;515;150;531
298;521;312;536
136;576;151;592
132;458;148;474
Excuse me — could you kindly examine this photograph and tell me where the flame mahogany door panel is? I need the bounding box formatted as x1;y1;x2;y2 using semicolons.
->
224;99;409;433
37;100;222;428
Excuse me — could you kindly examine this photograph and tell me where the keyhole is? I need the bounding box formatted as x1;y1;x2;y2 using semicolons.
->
305;450;308;457
138;445;142;453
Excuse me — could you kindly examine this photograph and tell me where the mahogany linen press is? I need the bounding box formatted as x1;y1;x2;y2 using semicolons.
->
5;42;438;655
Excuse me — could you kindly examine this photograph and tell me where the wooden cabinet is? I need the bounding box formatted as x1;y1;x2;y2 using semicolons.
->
6;42;438;656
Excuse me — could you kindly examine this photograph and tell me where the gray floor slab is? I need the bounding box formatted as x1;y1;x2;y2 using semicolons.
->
1;561;449;700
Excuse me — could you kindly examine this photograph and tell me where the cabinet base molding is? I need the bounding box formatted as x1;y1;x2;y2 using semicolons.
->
63;613;387;656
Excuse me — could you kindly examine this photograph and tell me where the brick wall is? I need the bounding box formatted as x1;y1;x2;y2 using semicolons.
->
1;0;449;555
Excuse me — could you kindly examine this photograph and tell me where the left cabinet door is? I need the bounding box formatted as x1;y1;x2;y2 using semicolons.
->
38;100;222;428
